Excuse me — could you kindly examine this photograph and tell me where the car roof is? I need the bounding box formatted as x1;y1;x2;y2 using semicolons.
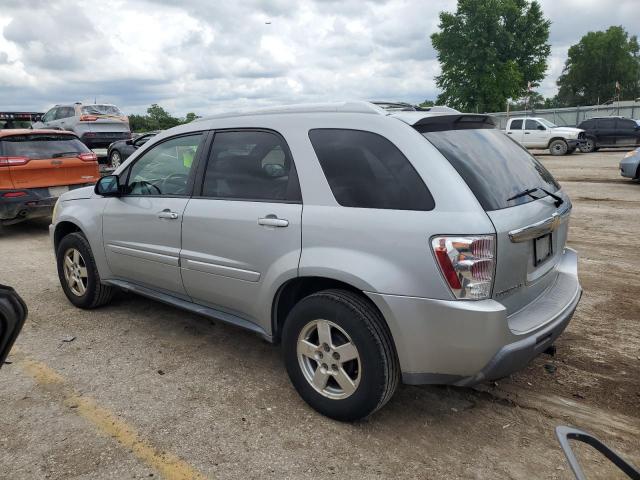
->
194;101;462;127
0;129;78;138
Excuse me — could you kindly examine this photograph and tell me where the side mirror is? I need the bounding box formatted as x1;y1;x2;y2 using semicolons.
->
0;284;27;369
95;175;122;196
537;125;546;131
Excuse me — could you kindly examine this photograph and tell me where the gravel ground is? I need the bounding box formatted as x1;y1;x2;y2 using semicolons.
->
1;149;638;479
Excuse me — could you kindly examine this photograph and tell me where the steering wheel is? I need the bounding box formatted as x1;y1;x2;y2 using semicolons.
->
161;173;189;195
130;180;161;195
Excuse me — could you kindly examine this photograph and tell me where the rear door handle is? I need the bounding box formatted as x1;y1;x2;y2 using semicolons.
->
258;215;288;227
158;209;179;220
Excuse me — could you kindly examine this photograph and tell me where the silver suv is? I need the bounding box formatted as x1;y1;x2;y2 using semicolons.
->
50;102;582;421
33;103;131;150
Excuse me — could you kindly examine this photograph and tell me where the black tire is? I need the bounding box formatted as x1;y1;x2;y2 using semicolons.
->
549;139;568;156
56;232;115;309
109;150;122;169
282;289;399;421
579;137;596;153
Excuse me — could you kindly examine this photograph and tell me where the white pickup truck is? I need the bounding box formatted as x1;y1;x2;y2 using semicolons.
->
505;117;586;155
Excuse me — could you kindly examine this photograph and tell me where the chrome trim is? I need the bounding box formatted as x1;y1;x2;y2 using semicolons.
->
508;203;571;243
182;258;261;282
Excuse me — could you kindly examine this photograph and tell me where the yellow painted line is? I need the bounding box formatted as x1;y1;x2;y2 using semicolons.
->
16;357;208;480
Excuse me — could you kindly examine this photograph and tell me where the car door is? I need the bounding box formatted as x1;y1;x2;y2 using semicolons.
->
102;132;205;296
506;119;524;144
180;129;302;328
595;118;616;146
523;119;547;148
615;118;638;146
55;106;76;131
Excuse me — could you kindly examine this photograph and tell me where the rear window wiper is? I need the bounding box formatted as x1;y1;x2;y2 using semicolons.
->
507;187;563;207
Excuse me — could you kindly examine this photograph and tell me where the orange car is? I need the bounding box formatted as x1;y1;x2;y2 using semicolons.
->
0;129;99;225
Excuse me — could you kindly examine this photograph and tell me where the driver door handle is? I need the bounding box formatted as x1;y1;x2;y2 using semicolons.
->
258;215;288;227
158;209;179;220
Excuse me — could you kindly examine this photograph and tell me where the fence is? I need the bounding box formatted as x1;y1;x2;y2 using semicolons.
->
488;100;640;129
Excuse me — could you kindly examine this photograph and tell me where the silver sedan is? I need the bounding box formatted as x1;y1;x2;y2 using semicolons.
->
620;148;640;181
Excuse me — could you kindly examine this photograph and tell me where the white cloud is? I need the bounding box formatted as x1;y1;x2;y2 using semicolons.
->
0;0;637;115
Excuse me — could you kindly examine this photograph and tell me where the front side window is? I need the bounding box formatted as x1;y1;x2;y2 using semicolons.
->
125;134;202;196
525;119;542;130
201;130;300;202
309;129;434;210
42;109;57;122
598;118;616;129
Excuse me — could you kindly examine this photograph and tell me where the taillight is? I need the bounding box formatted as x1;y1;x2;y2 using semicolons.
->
80;114;98;121
2;191;27;198
431;236;495;300
78;152;98;162
0;156;29;166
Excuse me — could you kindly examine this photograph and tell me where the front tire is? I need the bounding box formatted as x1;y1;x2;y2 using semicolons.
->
56;233;115;309
549;139;568;156
579;137;596;153
282;289;399;421
109;150;122;169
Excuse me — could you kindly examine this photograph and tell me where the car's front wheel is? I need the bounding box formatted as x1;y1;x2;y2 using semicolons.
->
549;139;568;156
56;233;115;309
579;137;596;153
282;289;399;421
109;150;122;168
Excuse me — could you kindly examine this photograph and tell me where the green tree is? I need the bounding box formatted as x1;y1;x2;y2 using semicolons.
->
418;99;435;108
556;26;640;106
127;105;198;132
183;112;198;123
431;0;550;112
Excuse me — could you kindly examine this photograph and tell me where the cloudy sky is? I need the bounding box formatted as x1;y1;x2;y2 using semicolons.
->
0;0;637;116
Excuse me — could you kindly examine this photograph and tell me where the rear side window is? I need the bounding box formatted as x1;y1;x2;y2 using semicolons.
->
201;130;301;202
55;107;75;119
308;129;434;211
418;119;559;211
597;118;616;129
617;119;636;129
0;134;90;159
509;119;523;130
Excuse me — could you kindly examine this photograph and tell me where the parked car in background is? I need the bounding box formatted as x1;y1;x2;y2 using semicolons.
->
505;117;586;155
32;103;131;150
577;117;640;153
620;148;640;181
51;102;581;421
0;112;43;130
0;130;99;225
107;131;160;168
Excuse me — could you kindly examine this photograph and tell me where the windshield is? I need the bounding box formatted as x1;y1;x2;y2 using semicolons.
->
81;104;124;116
420;128;559;211
538;118;558;128
0;134;90;159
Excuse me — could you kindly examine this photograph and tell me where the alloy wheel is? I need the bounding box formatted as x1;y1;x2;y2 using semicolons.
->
63;248;88;296
110;151;121;168
297;319;361;400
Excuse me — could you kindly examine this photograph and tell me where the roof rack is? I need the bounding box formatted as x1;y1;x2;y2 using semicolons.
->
195;101;387;122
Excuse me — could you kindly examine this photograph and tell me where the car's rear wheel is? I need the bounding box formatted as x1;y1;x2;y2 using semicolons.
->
550;139;568;156
580;137;596;153
282;289;399;421
56;232;115;309
109;150;122;168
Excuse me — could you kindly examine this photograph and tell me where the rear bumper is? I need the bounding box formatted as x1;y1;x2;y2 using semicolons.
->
620;155;639;179
80;132;130;149
0;184;91;225
367;247;581;386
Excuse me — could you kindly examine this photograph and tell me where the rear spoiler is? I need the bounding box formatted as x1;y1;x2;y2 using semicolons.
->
412;114;497;133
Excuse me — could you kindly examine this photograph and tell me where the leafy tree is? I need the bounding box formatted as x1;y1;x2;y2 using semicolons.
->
418;99;435;108
509;91;545;110
128;105;199;132
556;26;640;106
431;0;550;112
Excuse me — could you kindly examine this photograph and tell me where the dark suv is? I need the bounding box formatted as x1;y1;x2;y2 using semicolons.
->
577;117;640;153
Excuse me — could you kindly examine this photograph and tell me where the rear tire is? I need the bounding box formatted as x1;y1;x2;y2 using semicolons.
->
549;139;568;156
282;289;399;421
56;233;115;309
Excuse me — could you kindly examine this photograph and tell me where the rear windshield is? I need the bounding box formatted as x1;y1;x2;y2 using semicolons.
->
0;134;90;159
419;127;559;211
81;105;123;116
